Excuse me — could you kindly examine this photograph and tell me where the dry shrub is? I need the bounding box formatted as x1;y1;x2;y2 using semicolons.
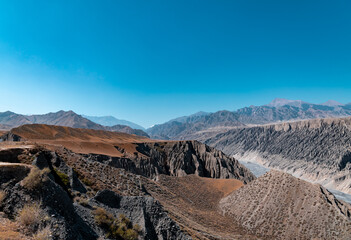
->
78;198;90;207
33;226;52;240
17;202;47;232
53;168;70;186
93;208;140;240
0;190;6;204
94;207;114;231
22;168;50;190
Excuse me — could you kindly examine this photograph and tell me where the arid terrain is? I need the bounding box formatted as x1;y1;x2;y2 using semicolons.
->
220;170;351;239
2;0;350;237
1;124;151;157
0;122;350;239
205;117;351;194
0;124;256;239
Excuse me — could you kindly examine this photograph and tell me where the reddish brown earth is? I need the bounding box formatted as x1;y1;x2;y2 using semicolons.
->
0;212;30;240
6;124;154;157
144;174;257;239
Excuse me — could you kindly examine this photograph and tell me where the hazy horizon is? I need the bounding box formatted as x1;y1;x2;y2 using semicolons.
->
1;97;349;128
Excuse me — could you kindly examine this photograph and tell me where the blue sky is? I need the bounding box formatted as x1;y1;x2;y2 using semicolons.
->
0;0;350;127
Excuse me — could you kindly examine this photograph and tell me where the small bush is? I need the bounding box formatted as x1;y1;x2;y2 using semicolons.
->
82;178;94;187
17;202;48;232
0;190;6;204
93;208;140;240
78;198;90;207
22;168;50;190
33;226;52;240
94;207;114;231
53;168;70;186
123;228;139;240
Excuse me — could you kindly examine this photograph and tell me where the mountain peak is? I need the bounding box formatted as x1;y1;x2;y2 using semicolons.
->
83;115;145;130
266;98;305;108
320;100;344;107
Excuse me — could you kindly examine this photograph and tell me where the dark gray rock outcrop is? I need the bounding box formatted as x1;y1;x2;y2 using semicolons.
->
0;132;22;142
0;163;98;240
90;190;191;240
85;140;255;183
0;149;192;239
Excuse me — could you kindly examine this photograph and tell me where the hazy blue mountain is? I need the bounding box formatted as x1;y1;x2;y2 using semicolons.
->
0;111;149;137
83;115;145;130
165;111;210;124
320;100;344;107
146;110;245;140
147;98;351;140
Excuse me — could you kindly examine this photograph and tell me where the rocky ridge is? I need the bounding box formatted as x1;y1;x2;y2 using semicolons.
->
205;117;351;193
219;170;351;239
0;128;256;239
0;147;191;239
1;124;255;184
86;140;255;183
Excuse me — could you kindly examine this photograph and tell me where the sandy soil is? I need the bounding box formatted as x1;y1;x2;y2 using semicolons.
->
0;213;30;240
8;124;157;157
144;175;257;239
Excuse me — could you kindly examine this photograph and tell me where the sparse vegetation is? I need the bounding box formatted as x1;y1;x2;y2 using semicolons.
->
75;196;90;207
81;177;94;187
21;167;50;190
33;226;52;240
17;202;48;233
0;190;6;204
93;207;140;240
53;168;70;186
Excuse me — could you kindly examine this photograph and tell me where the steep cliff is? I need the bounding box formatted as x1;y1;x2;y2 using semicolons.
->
205;117;351;193
86;140;255;183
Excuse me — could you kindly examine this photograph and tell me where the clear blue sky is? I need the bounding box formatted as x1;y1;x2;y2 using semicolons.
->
0;0;350;128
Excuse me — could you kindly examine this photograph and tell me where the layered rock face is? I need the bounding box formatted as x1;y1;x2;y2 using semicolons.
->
205;117;351;193
89;190;190;240
219;170;351;240
0;148;191;240
87;140;255;183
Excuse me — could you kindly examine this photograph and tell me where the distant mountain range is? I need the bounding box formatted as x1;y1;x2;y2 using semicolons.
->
2;98;350;141
146;98;351;139
0;110;149;137
82;115;145;130
146;110;244;140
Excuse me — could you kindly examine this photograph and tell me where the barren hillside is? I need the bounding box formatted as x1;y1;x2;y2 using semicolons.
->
1;124;151;156
220;170;351;239
205;117;351;193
